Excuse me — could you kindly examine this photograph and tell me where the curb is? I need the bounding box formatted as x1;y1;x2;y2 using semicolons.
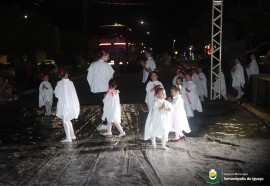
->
241;102;270;127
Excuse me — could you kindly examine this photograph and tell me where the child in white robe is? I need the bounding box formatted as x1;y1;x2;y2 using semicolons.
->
192;68;201;97
54;71;80;143
198;67;208;101
100;79;126;138
184;73;203;112
246;53;259;79
213;68;228;100
39;74;53;116
170;86;191;141
172;66;185;86
176;77;194;118
144;88;172;150
231;57;245;100
145;71;164;110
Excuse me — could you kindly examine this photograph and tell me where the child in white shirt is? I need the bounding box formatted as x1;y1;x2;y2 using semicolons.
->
39;74;53;116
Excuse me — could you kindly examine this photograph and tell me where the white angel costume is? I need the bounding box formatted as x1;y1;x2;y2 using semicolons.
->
231;63;245;99
145;80;163;110
214;71;227;100
198;72;208;101
39;80;53;115
101;88;125;137
144;99;172;149
172;72;184;85
54;79;80;142
192;72;201;96
142;57;156;83
171;95;191;139
246;60;259;79
178;85;194;117
184;81;203;112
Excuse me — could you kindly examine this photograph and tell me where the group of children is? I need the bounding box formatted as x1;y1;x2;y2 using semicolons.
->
143;68;204;150
39;72;126;143
38;65;205;148
39;72;80;143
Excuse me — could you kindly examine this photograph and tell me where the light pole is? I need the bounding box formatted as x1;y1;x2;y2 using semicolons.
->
173;40;176;52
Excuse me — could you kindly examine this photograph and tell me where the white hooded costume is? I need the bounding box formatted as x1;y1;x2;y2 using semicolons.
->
246;60;259;79
171;94;191;139
101;88;125;137
184;81;203;112
144;99;172;149
145;80;164;110
39;80;53;115
231;63;245;99
54;79;80;142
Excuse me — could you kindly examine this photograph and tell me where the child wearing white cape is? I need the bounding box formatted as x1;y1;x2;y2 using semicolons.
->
176;77;194;118
54;71;80;143
170;85;191;141
144;87;172;150
100;79;126;138
39;74;53;116
184;73;203;112
145;71;164;110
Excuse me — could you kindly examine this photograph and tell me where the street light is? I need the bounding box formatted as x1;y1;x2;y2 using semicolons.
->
24;15;28;19
140;21;144;24
173;40;176;52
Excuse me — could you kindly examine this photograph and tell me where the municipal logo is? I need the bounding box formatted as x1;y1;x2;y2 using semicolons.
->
206;169;221;184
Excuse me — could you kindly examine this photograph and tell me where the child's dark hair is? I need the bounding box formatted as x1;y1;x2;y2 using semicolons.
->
145;49;153;56
109;78;117;88
176;77;183;82
185;72;192;78
150;70;158;76
236;56;243;62
171;85;181;93
60;69;68;78
43;74;49;78
98;50;109;59
155;87;164;95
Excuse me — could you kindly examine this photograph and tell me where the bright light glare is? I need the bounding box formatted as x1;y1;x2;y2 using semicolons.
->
114;42;126;45
108;60;115;65
99;43;111;46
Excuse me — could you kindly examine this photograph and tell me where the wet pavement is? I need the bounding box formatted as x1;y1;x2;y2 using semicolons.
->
1;71;270;185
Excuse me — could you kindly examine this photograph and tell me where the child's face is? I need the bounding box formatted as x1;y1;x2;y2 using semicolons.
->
43;75;49;81
151;73;158;81
171;89;178;97
176;79;183;85
157;89;166;99
185;74;191;81
145;52;151;59
63;73;69;79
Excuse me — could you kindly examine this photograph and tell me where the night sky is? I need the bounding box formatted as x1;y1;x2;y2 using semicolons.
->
10;0;213;51
1;0;263;53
